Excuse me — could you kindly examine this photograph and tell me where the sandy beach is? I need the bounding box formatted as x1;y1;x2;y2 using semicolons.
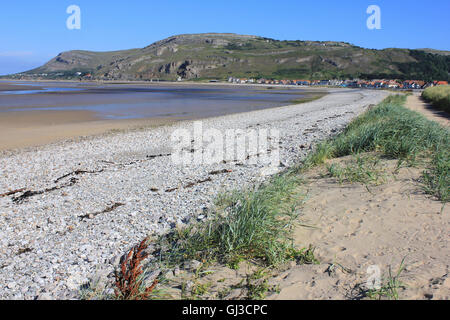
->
0;83;45;92
0;111;178;151
0;81;322;151
1;87;448;301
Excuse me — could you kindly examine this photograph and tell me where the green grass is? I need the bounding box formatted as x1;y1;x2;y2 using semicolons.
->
422;85;450;113
289;92;327;105
303;95;449;202
423;148;450;204
365;258;406;300
326;155;386;186
154;173;314;269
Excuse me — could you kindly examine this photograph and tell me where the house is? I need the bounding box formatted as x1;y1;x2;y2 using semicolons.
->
403;80;425;89
296;80;310;86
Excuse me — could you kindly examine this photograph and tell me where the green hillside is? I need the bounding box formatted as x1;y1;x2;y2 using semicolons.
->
13;33;450;81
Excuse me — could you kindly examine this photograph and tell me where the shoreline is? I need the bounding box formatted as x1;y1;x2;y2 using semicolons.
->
0;87;326;153
0;113;183;153
0;88;389;299
0;78;333;91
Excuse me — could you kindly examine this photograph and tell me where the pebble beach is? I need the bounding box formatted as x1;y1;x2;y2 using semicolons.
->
0;88;389;299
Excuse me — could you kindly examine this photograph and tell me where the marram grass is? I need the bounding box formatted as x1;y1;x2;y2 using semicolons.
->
422;85;450;113
155;173;314;268
304;94;449;202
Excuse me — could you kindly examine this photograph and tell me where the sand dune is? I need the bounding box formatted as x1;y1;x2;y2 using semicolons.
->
269;158;449;300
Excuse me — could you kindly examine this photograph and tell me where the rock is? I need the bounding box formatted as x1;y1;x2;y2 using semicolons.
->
443;277;450;289
89;269;110;292
36;292;53;300
174;267;182;277
226;289;243;299
6;282;17;290
143;269;161;287
184;281;195;293
184;260;202;272
66;273;87;291
259;167;279;177
110;253;123;266
181;216;191;224
164;270;175;281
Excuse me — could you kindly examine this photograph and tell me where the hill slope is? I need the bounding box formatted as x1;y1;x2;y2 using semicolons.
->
18;33;450;81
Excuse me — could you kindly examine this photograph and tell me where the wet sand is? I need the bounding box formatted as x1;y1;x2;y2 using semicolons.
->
0;83;44;92
0;110;178;151
0;81;321;151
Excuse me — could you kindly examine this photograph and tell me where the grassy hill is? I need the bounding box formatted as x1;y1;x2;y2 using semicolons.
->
12;33;450;81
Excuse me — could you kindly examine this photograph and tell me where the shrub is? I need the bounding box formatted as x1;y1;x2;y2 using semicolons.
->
422;85;450;113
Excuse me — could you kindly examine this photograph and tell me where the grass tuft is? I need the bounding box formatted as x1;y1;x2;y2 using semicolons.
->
366;258;407;300
304;95;449;202
153;173;314;268
326;155;386;186
422;85;450;113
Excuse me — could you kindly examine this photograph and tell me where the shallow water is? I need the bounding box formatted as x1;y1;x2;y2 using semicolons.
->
0;87;84;95
0;81;309;120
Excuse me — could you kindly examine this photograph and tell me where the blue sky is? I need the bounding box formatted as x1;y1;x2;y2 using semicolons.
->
0;0;449;75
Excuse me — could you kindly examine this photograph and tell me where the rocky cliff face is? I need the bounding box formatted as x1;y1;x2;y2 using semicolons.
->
21;33;450;81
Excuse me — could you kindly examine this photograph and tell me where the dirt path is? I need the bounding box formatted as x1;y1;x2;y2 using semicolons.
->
406;94;449;127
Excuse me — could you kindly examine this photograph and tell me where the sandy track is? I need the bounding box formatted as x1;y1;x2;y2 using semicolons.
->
406;94;449;128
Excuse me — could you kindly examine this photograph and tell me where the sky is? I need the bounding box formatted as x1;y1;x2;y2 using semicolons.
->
0;0;449;75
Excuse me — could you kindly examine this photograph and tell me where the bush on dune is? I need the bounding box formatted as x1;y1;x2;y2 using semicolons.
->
305;95;449;202
422;85;450;113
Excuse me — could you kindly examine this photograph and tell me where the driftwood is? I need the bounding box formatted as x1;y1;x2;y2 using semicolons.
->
12;178;78;204
17;248;33;256
54;169;104;183
209;169;233;175
9;169;104;204
146;153;171;160
165;177;213;193
184;177;212;188
0;188;26;198
79;202;125;221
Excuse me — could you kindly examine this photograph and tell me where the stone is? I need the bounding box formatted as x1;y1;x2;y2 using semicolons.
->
184;260;202;271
